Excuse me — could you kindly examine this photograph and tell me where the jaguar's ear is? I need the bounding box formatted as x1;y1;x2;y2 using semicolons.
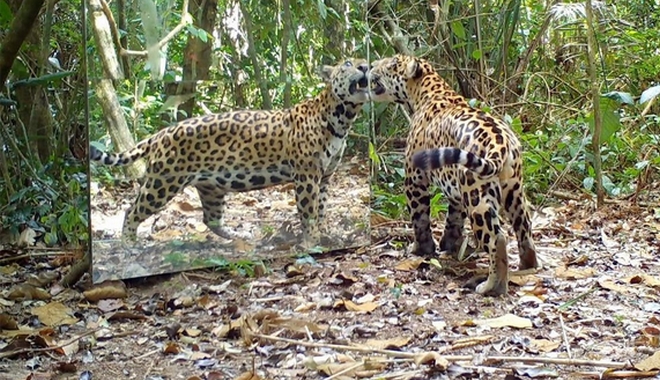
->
318;65;335;82
404;58;424;80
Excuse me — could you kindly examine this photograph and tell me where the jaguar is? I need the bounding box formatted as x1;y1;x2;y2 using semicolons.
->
368;54;538;296
90;59;371;248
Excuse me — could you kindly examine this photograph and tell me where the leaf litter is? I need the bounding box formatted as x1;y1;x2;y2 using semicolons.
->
1;199;660;378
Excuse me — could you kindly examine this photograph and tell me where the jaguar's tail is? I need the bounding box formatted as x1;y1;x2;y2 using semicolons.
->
411;148;501;178
89;140;151;166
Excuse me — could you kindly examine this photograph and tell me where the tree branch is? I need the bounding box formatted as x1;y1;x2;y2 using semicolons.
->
0;0;46;87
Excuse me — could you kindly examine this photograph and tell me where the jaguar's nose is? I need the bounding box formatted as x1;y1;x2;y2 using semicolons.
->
358;63;369;73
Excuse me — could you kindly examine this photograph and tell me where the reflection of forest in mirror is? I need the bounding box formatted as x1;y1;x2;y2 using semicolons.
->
88;0;373;283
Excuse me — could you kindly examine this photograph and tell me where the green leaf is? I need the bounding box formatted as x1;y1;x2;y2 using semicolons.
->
471;49;482;60
603;91;634;105
640;85;660;104
587;97;621;145
450;20;466;40
0;0;12;24
317;0;327;19
368;142;380;166
583;176;594;191
11;71;75;88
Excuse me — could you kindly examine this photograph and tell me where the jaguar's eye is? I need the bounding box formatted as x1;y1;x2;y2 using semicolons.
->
344;61;353;67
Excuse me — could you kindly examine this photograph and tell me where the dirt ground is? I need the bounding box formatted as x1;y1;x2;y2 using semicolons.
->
2;184;660;379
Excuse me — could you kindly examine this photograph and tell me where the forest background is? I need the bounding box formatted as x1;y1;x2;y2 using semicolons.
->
0;0;659;261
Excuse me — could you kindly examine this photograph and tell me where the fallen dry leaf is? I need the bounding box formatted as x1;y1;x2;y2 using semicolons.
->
555;266;596;280
363;336;410;350
414;352;449;369
234;372;263;380
530;338;561;353
395;258;425;271
334;299;379;313
0;313;18;330
597;277;630;293
31;302;78;327
635;351;660;371
83;281;128;302
472;313;532;329
6;284;51;301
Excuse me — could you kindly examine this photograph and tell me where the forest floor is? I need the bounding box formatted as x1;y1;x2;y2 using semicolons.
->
2;180;660;379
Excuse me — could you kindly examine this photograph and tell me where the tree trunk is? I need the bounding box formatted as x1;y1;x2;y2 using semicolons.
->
88;0;123;79
322;0;344;65
239;1;272;109
585;0;604;208
0;0;46;87
95;79;145;178
173;0;218;121
280;0;292;108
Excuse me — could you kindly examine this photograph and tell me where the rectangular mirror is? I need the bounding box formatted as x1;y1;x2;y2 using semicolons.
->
87;0;371;282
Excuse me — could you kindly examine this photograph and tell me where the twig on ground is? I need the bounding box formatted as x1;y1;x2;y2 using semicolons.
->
0;328;100;359
559;314;572;358
0;251;72;264
575;370;659;379
325;362;367;380
252;333;630;369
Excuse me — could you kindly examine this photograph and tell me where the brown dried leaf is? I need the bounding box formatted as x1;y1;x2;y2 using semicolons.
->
266;317;324;334
107;311;147;321
334;299;379;313
234;372;263;380
635;351;660;371
597;277;630;293
0;313;18;330
395;258;425;271
414;351;449;369
163;341;180;355
7;284;51;301
83;281;128;302
31;302;78;327
530;338;561;353
363;336;410;350
555;266;596;280
472;313;532;329
97;299;124;313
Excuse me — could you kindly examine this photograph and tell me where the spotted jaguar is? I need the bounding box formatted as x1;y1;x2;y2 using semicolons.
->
368;55;538;296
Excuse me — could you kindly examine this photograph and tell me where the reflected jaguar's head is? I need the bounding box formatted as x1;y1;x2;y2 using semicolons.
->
319;59;371;103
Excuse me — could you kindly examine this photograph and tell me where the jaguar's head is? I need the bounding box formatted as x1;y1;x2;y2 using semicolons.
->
367;54;434;103
319;59;371;103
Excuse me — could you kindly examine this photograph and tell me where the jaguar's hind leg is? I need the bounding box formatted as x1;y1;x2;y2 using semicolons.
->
502;181;538;270
122;175;187;240
467;181;509;297
439;200;467;258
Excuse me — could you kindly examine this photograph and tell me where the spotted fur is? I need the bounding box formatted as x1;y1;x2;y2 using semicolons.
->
368;55;538;296
91;59;371;247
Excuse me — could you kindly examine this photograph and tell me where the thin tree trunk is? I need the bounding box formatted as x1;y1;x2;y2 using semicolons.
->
95;79;145;178
585;0;604;208
116;0;131;77
0;0;45;87
280;0;292;108
239;1;272;109
171;0;218;121
88;0;123;79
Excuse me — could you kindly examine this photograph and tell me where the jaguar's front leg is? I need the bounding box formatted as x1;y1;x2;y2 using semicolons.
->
293;170;322;249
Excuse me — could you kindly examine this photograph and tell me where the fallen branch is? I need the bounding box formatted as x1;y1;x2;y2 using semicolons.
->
575;370;659;379
0;328;100;360
252;333;630;369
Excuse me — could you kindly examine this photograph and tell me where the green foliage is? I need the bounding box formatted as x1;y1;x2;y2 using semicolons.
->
0;158;89;246
205;256;268;277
